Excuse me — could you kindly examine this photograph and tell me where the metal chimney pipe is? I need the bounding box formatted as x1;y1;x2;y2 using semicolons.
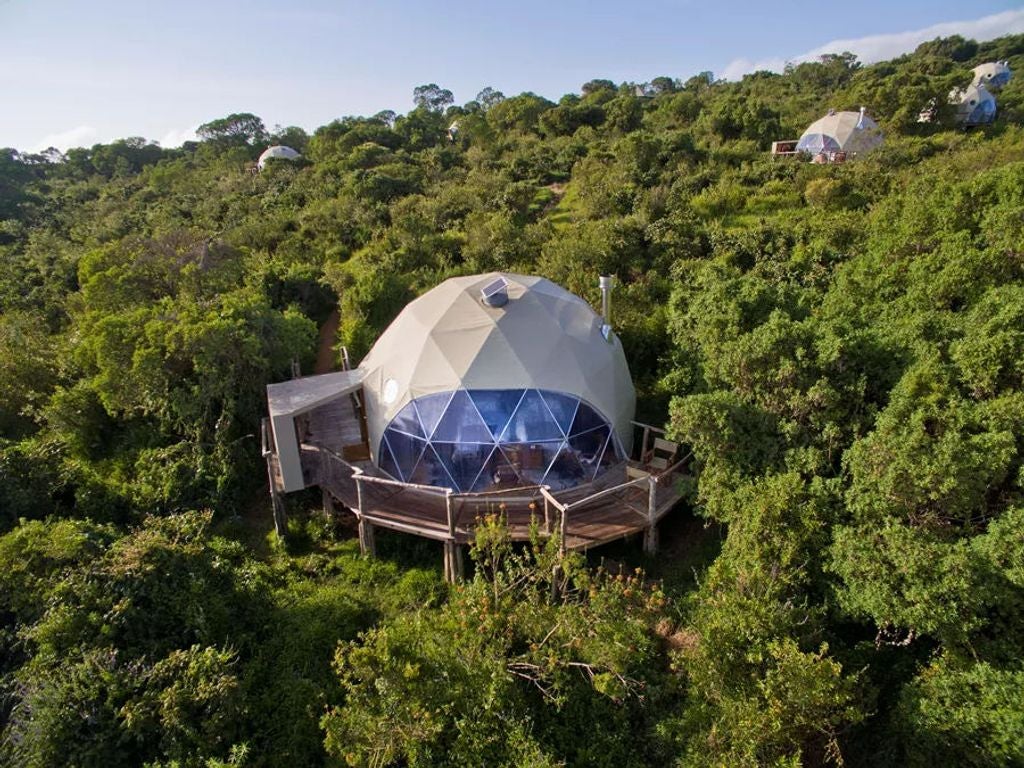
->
599;274;614;327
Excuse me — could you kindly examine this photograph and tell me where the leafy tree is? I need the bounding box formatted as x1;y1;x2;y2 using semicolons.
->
0;32;1023;768
476;86;506;110
197;113;268;147
323;517;674;767
412;83;455;112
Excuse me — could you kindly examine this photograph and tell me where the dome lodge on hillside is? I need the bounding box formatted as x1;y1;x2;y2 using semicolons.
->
263;274;688;580
257;145;301;170
951;83;998;126
972;61;1012;89
771;107;883;163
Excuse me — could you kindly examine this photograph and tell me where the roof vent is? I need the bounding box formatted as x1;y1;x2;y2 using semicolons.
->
480;276;509;307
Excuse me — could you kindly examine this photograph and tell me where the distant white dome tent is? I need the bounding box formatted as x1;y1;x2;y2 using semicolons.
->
796;108;883;161
257;145;301;170
972;61;1012;89
951;83;997;126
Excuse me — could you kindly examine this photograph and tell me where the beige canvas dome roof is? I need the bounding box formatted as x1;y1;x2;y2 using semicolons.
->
796;108;883;156
358;273;636;458
972;61;1011;89
257;145;301;170
950;83;997;125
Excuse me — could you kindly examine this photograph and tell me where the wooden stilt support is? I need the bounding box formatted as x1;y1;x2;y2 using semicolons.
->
358;518;376;556
559;506;569;558
354;475;376;556
643;475;659;555
270;491;287;538
443;541;454;583
442;490;464;583
441;541;465;584
551;563;562;602
322;488;334;516
265;454;288;538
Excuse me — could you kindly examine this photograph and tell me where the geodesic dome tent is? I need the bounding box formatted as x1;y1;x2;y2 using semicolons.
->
972;61;1012;89
257;145;301;170
358;273;636;493
796;108;883;157
951;84;997;125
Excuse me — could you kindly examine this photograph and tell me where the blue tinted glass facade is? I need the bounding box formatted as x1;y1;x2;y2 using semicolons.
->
379;389;622;492
796;133;841;154
965;99;997;125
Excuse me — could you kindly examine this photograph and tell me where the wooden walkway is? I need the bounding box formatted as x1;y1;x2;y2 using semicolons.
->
264;388;689;580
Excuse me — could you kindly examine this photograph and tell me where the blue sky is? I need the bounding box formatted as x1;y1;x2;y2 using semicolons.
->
1;0;1022;152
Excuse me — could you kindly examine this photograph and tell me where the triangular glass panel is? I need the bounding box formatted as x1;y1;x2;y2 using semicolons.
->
433;390;493;443
409;443;458;489
588;430;613;481
412;392;454;439
504;440;563;485
568;401;607;437
539;391;579;437
467;445;499;491
377;436;400;480
468;389;524;440
470;445;522;490
542;441;586;490
496;444;525;487
432;442;492;492
388;401;425;438
385;430;426;483
567;425;610;477
500;389;563;443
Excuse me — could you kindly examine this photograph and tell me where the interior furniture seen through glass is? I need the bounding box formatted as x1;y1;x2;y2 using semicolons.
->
377;389;622;492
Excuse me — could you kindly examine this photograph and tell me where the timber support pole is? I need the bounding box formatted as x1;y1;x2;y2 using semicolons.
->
443;540;464;584
270;491;287;539
643;475;659;555
560;506;569;558
355;476;376;557
358;519;376;557
265;455;287;539
443;492;464;583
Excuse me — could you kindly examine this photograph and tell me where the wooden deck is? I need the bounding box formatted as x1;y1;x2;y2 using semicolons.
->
264;388;689;579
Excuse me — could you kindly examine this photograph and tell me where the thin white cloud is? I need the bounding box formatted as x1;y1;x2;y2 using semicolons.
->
31;124;98;153
722;8;1024;80
159;125;199;148
722;57;788;81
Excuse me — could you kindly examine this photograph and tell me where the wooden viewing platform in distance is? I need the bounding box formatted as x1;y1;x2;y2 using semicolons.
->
262;387;690;581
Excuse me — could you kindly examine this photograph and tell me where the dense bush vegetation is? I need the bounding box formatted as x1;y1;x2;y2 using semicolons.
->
2;34;1023;766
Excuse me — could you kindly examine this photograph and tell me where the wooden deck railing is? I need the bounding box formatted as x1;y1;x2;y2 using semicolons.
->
309;439;692;576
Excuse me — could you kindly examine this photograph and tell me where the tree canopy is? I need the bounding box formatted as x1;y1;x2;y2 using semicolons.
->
2;33;1024;767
